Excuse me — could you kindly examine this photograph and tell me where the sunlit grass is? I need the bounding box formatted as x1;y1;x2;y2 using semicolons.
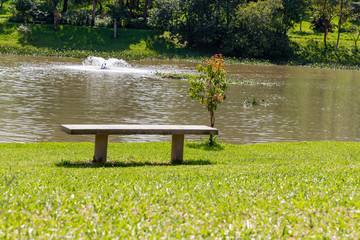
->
1;141;360;238
0;21;211;60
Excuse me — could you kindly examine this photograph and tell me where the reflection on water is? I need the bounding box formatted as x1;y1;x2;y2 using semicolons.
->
1;54;360;144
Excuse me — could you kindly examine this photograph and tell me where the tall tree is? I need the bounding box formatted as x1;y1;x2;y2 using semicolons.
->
107;4;127;38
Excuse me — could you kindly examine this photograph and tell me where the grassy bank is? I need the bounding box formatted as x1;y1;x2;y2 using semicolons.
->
0;21;212;61
1;13;360;68
289;20;360;69
1;141;360;238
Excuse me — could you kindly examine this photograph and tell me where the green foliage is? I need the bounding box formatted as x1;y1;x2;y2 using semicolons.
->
1;141;360;238
149;0;233;48
188;54;228;145
281;0;310;26
310;0;338;31
60;10;91;26
28;1;51;22
150;0;293;59
148;0;180;31
106;4;127;22
13;0;32;21
228;0;292;59
292;39;360;67
94;16;112;27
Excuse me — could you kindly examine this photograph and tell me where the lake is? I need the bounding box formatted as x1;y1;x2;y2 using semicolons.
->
1;54;360;144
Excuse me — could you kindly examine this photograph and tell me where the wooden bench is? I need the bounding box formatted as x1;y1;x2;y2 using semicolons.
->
31;20;46;25
60;124;218;164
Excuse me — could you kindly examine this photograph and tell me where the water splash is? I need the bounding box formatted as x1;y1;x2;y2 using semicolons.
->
62;56;149;74
83;56;131;68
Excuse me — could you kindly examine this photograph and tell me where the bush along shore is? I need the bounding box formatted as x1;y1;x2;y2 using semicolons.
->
1;141;360;238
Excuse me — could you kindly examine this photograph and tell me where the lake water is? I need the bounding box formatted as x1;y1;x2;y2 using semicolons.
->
1;54;360;144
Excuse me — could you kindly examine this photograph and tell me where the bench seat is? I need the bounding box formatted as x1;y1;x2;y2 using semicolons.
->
60;124;218;164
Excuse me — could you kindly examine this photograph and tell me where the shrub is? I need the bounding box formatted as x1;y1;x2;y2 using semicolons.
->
188;54;228;145
28;1;51;22
95;16;112;27
60;10;91;26
16;24;32;42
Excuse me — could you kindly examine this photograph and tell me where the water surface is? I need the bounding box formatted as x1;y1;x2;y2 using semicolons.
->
1;55;360;144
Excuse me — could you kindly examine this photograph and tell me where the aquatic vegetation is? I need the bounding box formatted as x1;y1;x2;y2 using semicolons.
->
155;72;192;80
244;97;265;106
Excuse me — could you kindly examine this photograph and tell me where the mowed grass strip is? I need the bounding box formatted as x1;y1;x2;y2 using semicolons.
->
0;141;360;238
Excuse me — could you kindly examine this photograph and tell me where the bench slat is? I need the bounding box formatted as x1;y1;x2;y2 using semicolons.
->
61;124;218;135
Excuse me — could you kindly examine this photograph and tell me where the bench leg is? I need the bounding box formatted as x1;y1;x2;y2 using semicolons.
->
93;134;108;163
171;134;184;164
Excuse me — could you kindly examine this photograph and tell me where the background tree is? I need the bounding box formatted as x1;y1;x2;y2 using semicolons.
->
188;54;228;146
335;0;353;53
345;2;360;51
281;0;310;32
14;0;32;22
311;0;338;46
107;4;127;38
227;0;292;58
150;0;293;59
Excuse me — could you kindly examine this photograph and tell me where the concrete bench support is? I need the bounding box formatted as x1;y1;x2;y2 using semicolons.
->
60;124;218;164
94;134;108;163
171;134;184;164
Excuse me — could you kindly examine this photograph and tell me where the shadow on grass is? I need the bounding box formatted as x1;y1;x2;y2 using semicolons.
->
290;30;316;36
56;159;212;168
186;142;225;151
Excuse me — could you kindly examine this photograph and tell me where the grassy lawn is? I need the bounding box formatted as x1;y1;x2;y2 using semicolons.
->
1;141;360;238
0;20;210;60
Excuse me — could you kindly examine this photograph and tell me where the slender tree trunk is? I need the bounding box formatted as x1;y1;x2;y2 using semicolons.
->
335;0;344;54
226;0;230;25
62;0;68;13
143;0;153;19
210;110;215;128
54;9;59;31
143;0;149;18
323;1;327;46
114;18;117;39
91;0;97;27
209;110;215;146
355;29;360;51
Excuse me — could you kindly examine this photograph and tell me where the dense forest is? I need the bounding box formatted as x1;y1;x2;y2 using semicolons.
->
5;0;360;60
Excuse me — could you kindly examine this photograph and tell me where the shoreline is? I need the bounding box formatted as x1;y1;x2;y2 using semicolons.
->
1;44;360;71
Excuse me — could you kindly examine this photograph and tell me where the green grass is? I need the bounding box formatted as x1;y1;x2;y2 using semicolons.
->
0;21;212;60
288;20;360;69
1;141;360;238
